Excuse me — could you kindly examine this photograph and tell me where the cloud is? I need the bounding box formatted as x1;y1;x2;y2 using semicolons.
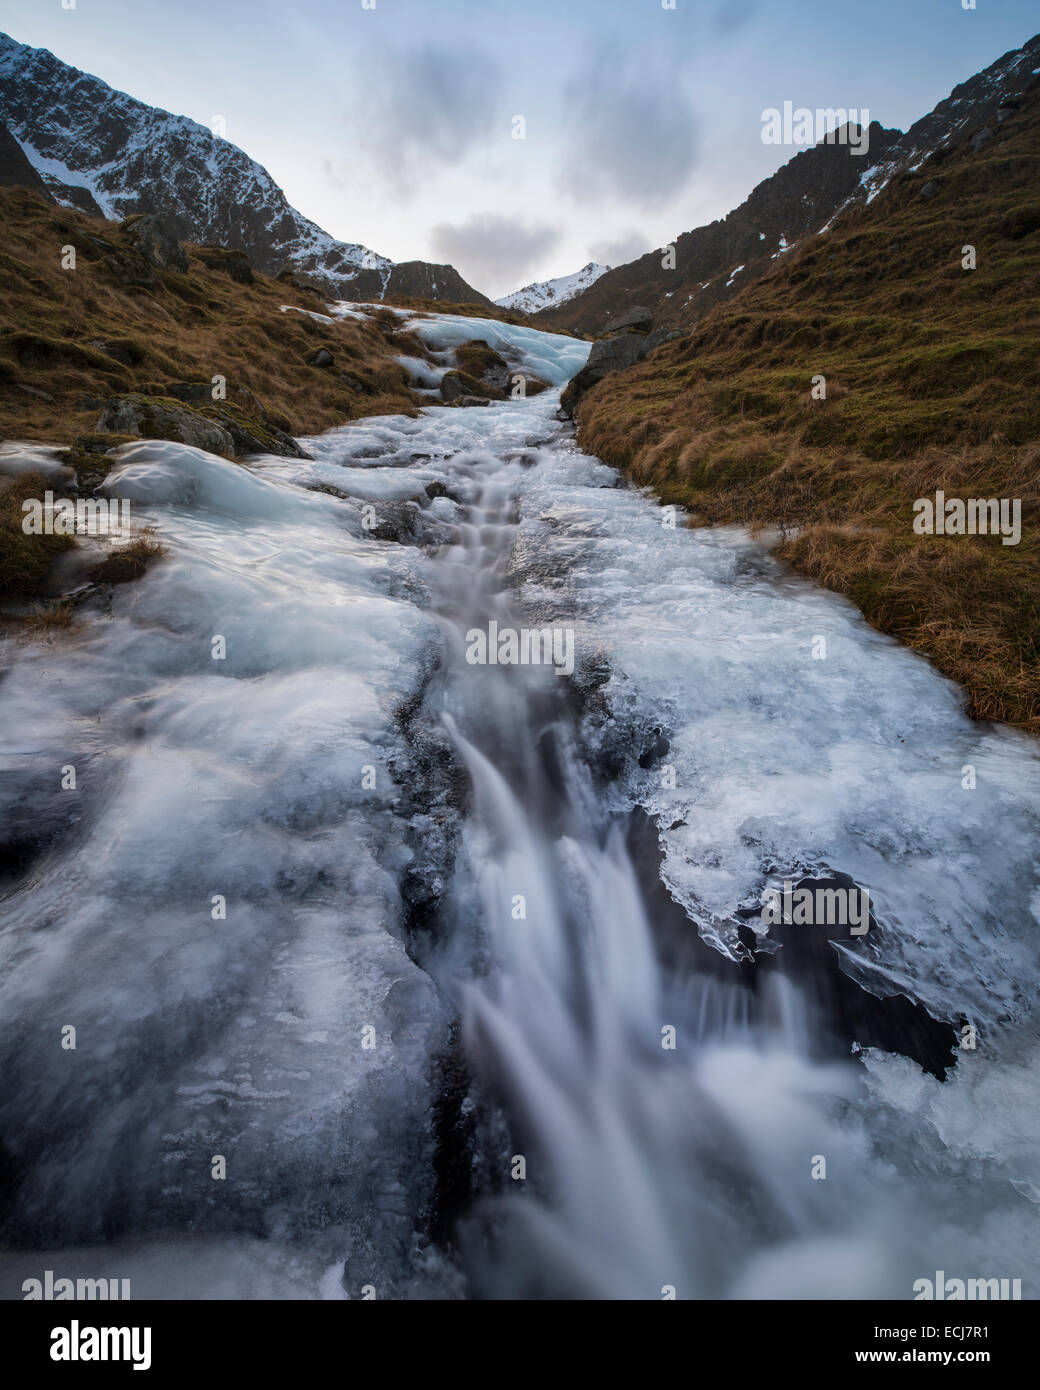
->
587;230;652;267
348;43;505;197
428;213;561;295
558;45;699;209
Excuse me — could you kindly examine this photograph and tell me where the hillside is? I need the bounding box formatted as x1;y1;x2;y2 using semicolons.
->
537;34;1040;337
0;32;491;305
573;80;1040;731
0;186;429;451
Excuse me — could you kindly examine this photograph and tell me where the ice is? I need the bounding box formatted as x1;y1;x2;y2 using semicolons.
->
401;313;591;386
0;435;448;1284
3;312;1039;1299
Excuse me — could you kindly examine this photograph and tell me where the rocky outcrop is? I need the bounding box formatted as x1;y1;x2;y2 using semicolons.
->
603;306;654;335
440;369;503;404
120;214;189;273
0;119;53;199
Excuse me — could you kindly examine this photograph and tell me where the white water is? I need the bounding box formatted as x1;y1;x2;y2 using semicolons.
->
1;314;1038;1299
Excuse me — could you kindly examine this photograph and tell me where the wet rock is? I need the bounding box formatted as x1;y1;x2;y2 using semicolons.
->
364;500;423;543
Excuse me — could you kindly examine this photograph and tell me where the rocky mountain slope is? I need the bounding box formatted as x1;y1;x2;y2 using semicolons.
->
0;31;490;305
496;262;609;314
537;32;1040;336
570;72;1040;730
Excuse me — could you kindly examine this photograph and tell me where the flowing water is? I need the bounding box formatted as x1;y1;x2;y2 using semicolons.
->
1;312;1039;1299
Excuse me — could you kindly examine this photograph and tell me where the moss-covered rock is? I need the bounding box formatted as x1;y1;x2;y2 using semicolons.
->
96;393;235;454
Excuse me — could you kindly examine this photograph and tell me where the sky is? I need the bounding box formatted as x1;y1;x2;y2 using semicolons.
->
1;0;1037;298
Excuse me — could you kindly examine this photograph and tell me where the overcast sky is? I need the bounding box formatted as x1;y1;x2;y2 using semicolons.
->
1;0;1037;297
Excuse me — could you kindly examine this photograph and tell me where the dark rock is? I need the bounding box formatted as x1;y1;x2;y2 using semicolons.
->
603;305;654;335
101;250;159;290
511;375;550;398
559;333;653;415
306;347;334;368
364;500;423;543
970;127;993;152
646;327;689;351
97;394;233;454
919;180;941;199
425;481;449;499
121;214;189;273
0;119;54;199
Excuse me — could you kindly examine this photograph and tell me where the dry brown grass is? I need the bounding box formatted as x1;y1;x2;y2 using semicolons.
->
89;523;168;585
0;187;422;447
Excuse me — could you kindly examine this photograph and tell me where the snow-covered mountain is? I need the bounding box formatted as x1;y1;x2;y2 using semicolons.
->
495;262;609;314
0;31;489;304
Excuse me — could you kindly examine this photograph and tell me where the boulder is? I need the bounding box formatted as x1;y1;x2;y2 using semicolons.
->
306;347;334;368
603;305;654;335
98;395;234;454
559;328;687;416
439;369;500;403
121;215;189;274
559;334;653;416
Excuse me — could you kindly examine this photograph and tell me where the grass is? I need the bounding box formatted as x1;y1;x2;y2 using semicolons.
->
575;91;1040;731
0;470;76;598
89;524;168;585
0;186;422;448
